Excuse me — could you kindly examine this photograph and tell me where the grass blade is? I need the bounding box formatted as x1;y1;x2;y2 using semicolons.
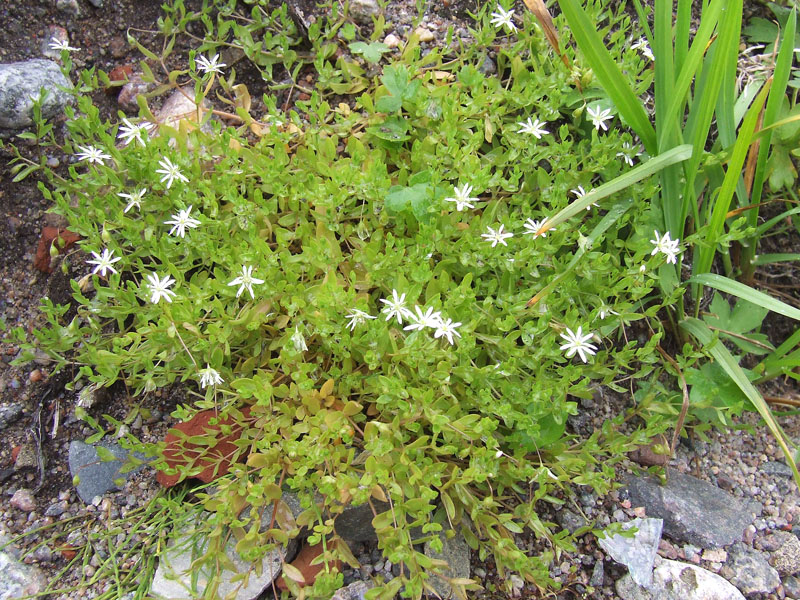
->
681;317;800;489
557;0;656;153
689;273;800;321
752;253;800;266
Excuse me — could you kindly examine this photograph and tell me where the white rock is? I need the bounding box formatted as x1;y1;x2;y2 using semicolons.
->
616;558;745;600
414;27;435;43
599;518;662;587
383;34;402;49
0;550;47;599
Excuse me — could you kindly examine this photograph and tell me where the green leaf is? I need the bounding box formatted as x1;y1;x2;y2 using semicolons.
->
349;41;390;64
689;273;800;321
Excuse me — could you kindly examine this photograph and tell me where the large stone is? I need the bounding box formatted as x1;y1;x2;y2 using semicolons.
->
0;548;47;599
0;403;24;432
0;60;72;129
149;510;293;600
625;470;760;548
599;518;663;587
424;530;471;600
616;558;745;600
765;531;800;575
726;543;780;595
348;0;380;24
68;440;146;503
333;500;389;541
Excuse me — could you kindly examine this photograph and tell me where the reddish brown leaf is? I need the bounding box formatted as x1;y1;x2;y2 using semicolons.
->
276;541;341;591
34;227;80;273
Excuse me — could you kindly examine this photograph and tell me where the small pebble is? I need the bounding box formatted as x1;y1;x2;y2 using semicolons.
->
383;34;401;48
11;489;36;512
414;27;435;42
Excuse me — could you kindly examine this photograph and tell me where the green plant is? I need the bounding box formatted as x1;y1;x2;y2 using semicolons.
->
556;0;800;486
8;0;719;598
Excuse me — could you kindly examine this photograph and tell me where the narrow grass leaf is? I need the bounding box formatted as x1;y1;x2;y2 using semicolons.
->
689;273;800;321
752;253;800;266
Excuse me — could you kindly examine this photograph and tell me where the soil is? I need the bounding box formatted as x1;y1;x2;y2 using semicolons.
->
1;1;799;600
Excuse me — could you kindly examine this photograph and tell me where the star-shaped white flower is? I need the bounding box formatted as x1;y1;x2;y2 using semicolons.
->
164;205;201;238
489;6;517;33
117;118;155;147
650;230;681;264
596;304;619;320
198;365;223;388
345;309;377;331
195;53;226;75
380;289;414;325
87;248;121;277
617;142;641;166
522;218;555;238
49;37;80;52
75;145;111;165
571;185;598;210
145;272;176;304
156;157;188;189
632;37;654;61
119;188;147;213
227;265;264;299
516;117;549;139
445;184;478;212
481;224;514;247
403;305;443;332
434;318;462;345
559;326;598;362
587;106;613;131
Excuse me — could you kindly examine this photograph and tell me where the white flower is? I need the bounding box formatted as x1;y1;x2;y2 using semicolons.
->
587;105;613;131
522;218;554;238
156;157;188;189
117;118;154;147
616;142;641;166
380;289;414;325
559;326;598;363
119;188;147;213
650;230;681;264
49;37;80;52
227;265;264;299
345;309;376;331
481;224;514;247
75;145;111;165
195;53;226;75
164;205;201;238
632;37;654;61
403;305;443;332
516;117;549;139
489;6;517;33
433;318;462;345
571;185;598;210
198;365;223;388
596;304;619;320
445;184;478;212
145;273;176;304
291;326;308;352
87;248;121;277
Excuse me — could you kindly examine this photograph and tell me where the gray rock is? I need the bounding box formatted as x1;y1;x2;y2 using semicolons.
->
557;508;588;535
149;511;291;600
424;530;471;600
625;470;760;548
87;0;103;7
0;403;23;431
725;542;780;595
0;550;47;599
761;460;793;478
0;60;72;129
766;532;800;575
349;0;380;24
55;0;80;17
599;518;663;587
616;558;745;600
117;73;155;113
333;501;389;541
68;441;146;503
479;55;497;75
14;442;38;470
331;580;374;600
784;575;800;598
590;560;604;587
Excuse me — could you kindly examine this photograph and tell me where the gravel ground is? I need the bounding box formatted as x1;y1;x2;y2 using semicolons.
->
1;1;799;599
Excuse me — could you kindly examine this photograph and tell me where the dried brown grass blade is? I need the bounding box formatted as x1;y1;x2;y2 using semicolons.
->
522;0;570;69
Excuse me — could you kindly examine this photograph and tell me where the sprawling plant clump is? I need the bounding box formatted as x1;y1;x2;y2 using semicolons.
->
13;1;681;597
